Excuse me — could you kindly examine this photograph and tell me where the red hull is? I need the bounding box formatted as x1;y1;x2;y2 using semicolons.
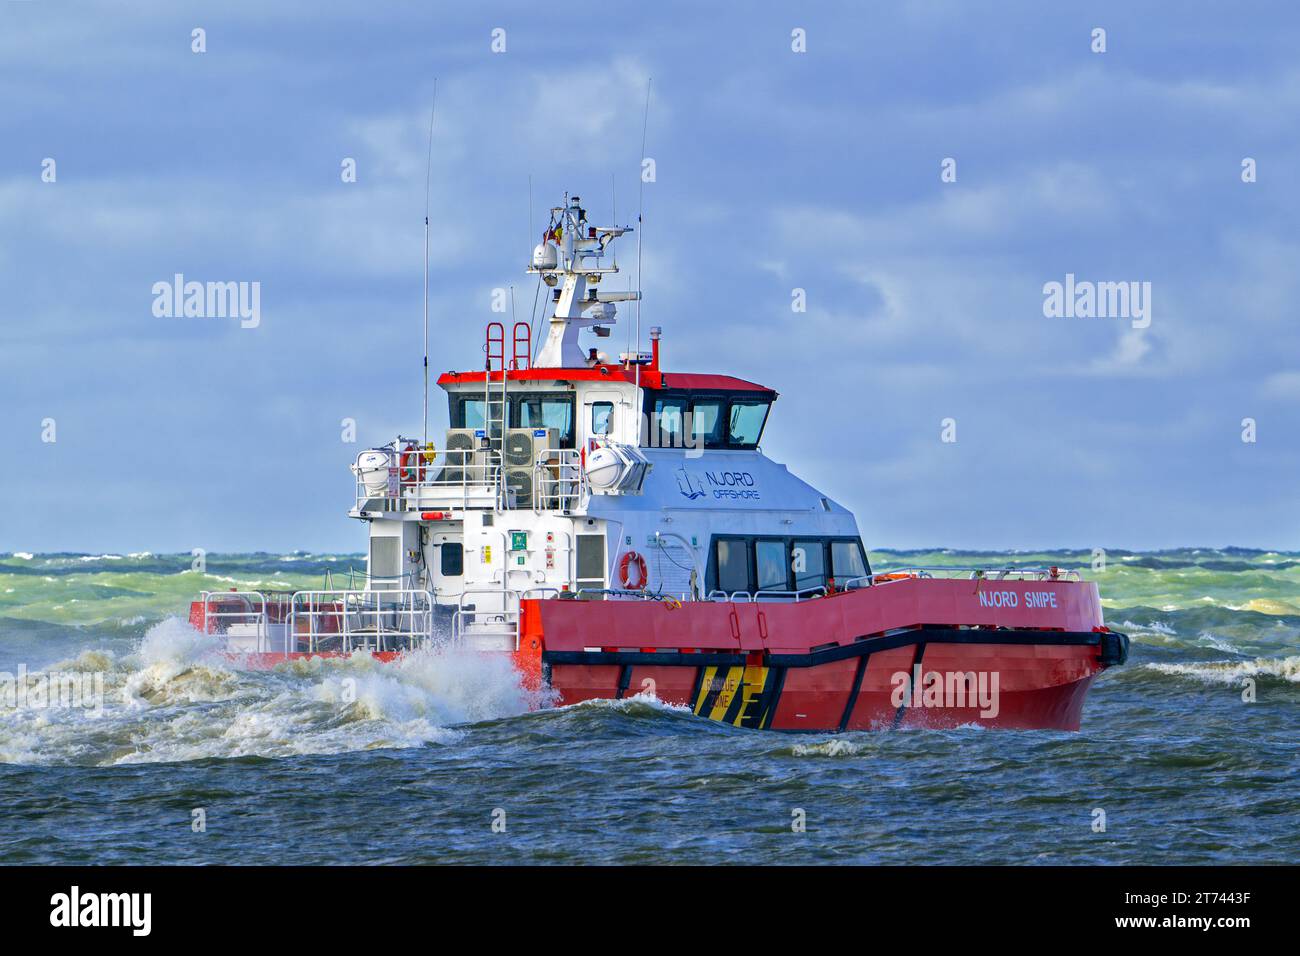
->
524;577;1128;732
191;577;1128;732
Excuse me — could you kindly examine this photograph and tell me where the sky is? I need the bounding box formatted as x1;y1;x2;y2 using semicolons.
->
1;0;1298;554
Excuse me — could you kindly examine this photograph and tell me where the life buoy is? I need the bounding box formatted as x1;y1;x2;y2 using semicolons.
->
618;550;648;590
400;443;425;484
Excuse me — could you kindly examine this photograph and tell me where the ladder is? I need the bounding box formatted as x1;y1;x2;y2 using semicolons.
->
485;323;508;505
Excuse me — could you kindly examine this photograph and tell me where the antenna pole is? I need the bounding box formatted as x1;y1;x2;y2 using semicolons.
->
422;80;438;448
636;78;651;392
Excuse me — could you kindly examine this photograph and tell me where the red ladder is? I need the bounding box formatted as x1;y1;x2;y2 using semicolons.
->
511;322;531;370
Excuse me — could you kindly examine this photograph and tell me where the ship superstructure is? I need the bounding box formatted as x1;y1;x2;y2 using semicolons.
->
190;192;1128;732
349;193;864;650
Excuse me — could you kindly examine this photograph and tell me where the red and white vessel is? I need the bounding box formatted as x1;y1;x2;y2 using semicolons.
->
190;193;1128;731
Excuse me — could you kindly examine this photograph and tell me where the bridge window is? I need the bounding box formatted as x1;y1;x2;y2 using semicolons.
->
707;535;869;594
831;540;867;581
689;398;726;445
451;397;487;430
791;539;826;592
644;390;774;449
653;396;688;448
728;401;770;446
755;539;789;592
714;537;750;594
511;393;575;448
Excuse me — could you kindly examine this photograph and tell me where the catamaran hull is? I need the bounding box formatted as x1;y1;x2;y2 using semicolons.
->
193;577;1128;732
538;637;1108;731
519;577;1128;732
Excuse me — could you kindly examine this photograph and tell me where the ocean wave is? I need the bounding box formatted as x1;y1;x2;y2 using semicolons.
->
1142;656;1300;687
790;738;875;757
561;690;692;717
0;618;542;767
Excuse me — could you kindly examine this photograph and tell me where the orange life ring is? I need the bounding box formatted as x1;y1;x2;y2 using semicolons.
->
400;443;425;484
618;550;648;590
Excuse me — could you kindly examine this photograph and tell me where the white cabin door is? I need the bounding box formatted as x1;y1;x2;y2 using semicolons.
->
583;389;627;445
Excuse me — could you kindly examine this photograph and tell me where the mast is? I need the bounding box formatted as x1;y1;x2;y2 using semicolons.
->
636;78;651;392
422;82;437;448
528;195;636;368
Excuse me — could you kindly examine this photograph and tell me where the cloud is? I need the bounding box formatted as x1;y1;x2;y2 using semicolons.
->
1260;370;1300;400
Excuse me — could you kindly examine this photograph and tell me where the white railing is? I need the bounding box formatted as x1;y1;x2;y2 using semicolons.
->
706;586;827;603
200;591;278;652
285;589;436;654
353;446;502;514
533;448;589;512
451;588;521;651
844;566;1082;589
703;567;1082;603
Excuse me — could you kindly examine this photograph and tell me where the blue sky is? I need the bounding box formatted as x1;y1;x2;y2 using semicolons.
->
2;1;1298;553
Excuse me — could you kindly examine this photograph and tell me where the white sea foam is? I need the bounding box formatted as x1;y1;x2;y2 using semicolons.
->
1145;656;1300;686
563;689;691;716
0;617;545;766
792;738;873;757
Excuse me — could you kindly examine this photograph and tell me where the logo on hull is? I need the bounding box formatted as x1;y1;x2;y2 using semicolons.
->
676;467;705;500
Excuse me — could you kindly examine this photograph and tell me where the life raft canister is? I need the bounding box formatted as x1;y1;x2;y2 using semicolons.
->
618;550;648;590
400;442;426;484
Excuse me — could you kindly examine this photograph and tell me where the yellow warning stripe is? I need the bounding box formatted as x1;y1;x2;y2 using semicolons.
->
693;664;771;727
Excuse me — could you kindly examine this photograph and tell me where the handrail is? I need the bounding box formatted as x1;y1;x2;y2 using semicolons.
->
201;591;268;640
703;587;826;603
858;566;1082;585
521;586;561;600
287;588;434;654
704;567;1080;603
755;586;827;602
452;587;522;650
534;448;588;513
352;445;502;514
573;587;661;601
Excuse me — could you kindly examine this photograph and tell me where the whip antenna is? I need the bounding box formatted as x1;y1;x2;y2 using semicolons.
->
422;80;438;448
636;77;651;391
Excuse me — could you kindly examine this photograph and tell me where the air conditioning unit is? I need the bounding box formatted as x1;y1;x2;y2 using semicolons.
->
440;428;485;483
503;428;556;508
504;468;534;509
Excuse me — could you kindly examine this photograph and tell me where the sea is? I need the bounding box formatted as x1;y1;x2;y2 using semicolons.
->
0;549;1295;864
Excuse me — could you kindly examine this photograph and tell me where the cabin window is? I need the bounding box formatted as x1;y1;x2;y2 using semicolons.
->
830;540;867;582
644;390;774;449
591;401;613;436
452;397;487;431
689;398;726;445
511;393;575;448
715;538;750;594
707;535;869;595
652;397;689;449
728;401;770;446
791;539;827;592
755;539;789;592
440;542;464;577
